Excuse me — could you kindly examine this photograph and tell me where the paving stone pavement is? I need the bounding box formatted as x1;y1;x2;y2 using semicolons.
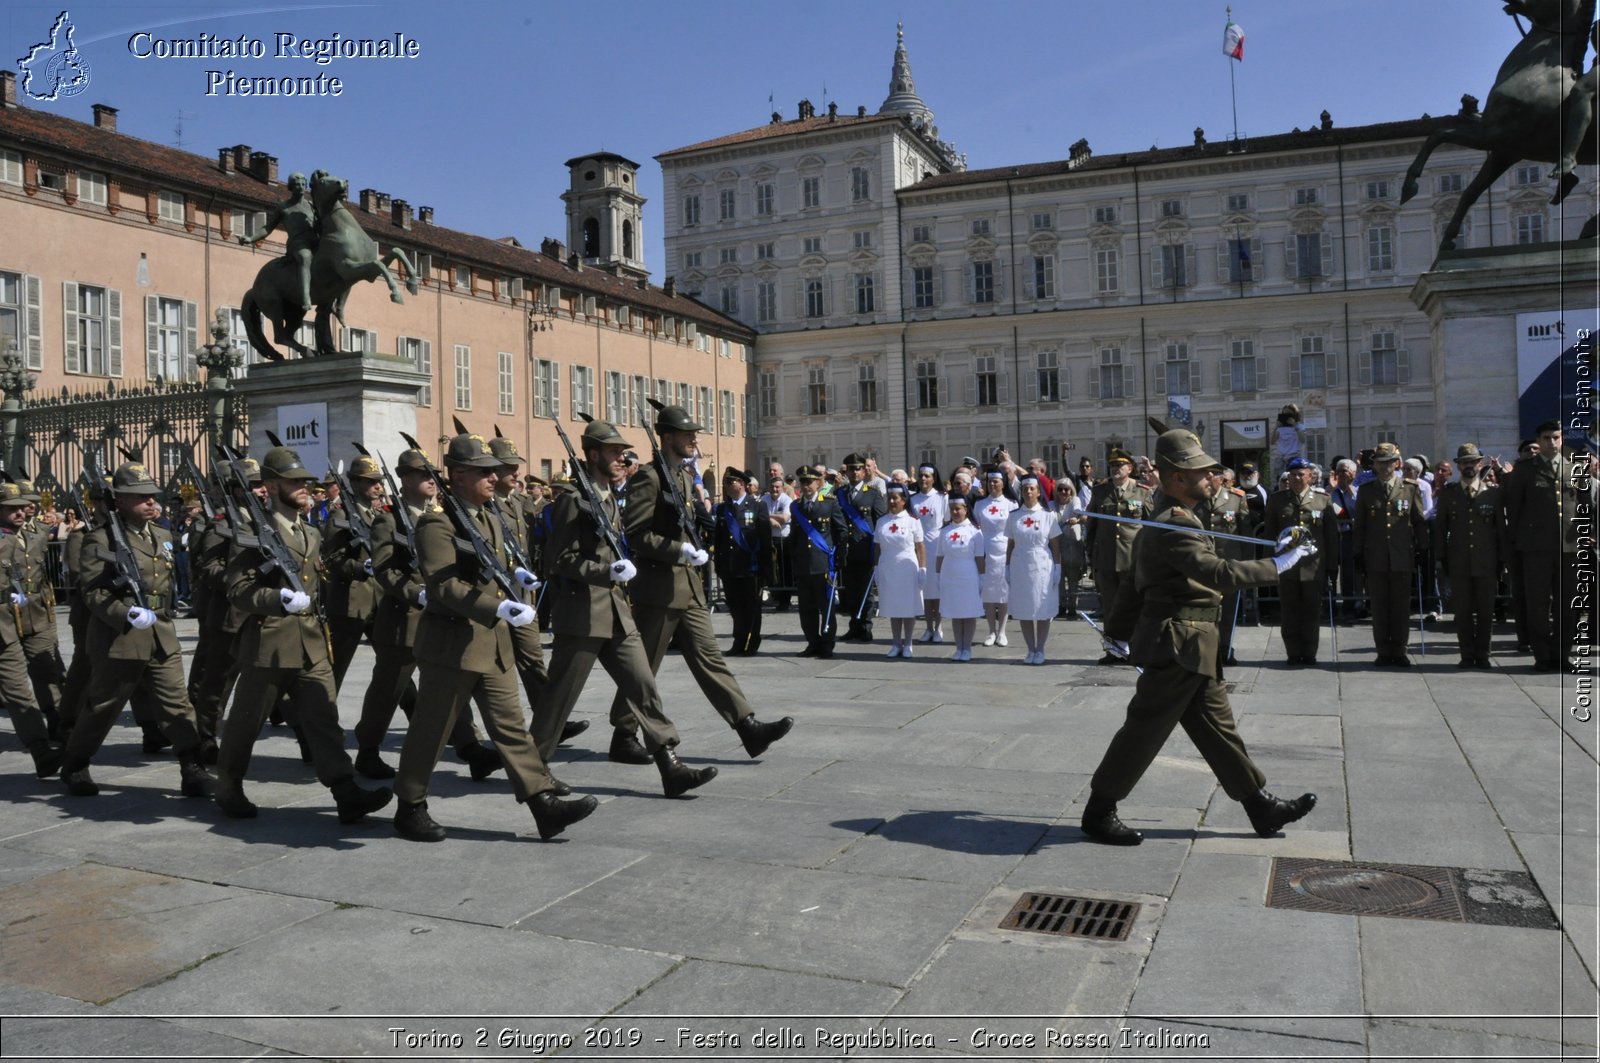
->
0;604;1595;1061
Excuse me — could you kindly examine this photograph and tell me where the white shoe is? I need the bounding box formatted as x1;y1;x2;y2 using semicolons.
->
951;649;964;662
1034;650;1047;665
918;629;934;643
932;629;944;643
983;633;997;647
901;644;913;659
885;645;901;659
997;632;1009;647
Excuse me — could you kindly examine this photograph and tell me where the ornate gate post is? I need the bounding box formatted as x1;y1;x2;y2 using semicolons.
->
0;339;38;472
194;308;242;452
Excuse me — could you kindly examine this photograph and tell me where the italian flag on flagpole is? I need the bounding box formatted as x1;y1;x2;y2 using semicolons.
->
1223;14;1245;60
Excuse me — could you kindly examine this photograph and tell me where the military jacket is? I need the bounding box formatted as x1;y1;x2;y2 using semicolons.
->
225;509;330;669
1504;452;1596;554
1434;480;1505;577
714;494;770;583
1194;487;1254;562
1105;493;1280;680
320;498;379;620
786;494;848;577
3;524;57;635
198;509;252;634
525;496;553;579
547;480;636;639
623;460;713;610
80;520;182;660
1086;479;1153;572
1351;476;1428;573
414;501;517;673
370;503;427;648
836;482;885;563
1263;488;1336;581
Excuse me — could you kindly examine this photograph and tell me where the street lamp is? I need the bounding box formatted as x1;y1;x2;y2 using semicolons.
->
0;337;39;471
194;308;244;450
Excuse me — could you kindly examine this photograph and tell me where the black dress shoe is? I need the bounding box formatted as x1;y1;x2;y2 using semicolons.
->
530;790;598;840
737;714;794;758
1515;643;1532;654
1392;655;1411;668
547;774;572;796
456;741;504;781
1243;789;1317;837
1457;658;1473;669
1097;653;1123;665
559;719;590;744
608;727;653;765
331;779;394;824
394;800;446;842
30;741;64;779
355;749;397;779
1224;652;1239;667
214;785;258;819
61;759;99;797
797;646;819;658
1080;797;1142;846
654;746;717;798
816;648;834;660
178;755;216;798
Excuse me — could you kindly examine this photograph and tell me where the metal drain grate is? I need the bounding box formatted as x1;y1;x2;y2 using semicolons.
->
1267;858;1559;929
1000;892;1140;941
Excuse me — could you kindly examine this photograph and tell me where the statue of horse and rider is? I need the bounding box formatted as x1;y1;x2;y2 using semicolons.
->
240;170;420;360
1404;0;1598;251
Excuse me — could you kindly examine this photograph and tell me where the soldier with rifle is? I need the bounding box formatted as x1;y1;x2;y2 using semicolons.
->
0;482;64;778
57;468;109;739
322;453;383;691
7;473;67;739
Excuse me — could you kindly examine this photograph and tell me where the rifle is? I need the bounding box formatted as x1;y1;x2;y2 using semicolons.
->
211;446;246;540
328;457;376;558
183;455;219;524
640;398;704;553
398;431;520;601
487;426;534;582
365;445;418;571
82;449;150;613
549;418;628;563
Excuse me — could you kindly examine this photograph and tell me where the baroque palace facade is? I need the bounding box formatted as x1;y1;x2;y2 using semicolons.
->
659;30;1597;474
0;70;757;483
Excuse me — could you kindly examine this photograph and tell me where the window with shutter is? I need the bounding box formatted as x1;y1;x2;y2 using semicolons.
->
23;275;42;370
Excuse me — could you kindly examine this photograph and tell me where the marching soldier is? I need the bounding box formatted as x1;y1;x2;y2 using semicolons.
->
188;458;263;757
213;444;393;823
1194;467;1252;670
837;453;885;643
352;447;500;780
0;484;64;778
715;466;770;656
604;408;792;766
58;475;110;737
525;475;555;631
1085;449;1152;660
10;477;67;739
788;465;848;659
391;433;597;842
1352;442;1429;666
1080;427;1318;846
1263;457;1338;665
321;455;383;691
533;419;717;797
58;462;215;798
1504;420;1596;672
1433;443;1505;669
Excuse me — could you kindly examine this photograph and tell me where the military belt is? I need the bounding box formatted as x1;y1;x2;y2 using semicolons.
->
1150;604;1221;623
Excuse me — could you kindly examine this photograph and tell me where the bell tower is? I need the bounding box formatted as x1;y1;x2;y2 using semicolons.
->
562;152;647;280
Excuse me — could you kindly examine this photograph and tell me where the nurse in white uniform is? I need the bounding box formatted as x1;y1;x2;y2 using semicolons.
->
1005;475;1063;664
873;483;926;658
974;471;1017;648
909;466;949;644
933;496;985;661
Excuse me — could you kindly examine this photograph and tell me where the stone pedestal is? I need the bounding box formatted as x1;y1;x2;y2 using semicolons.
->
232;354;427;477
1412;241;1599;460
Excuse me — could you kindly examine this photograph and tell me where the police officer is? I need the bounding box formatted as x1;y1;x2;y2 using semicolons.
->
1434;443;1504;669
321;454;383;691
59;462;215;799
604;407;792;765
715;466;770;656
1264;457;1338;665
836;453;885;642
1504;420;1596;672
535;419;716;797
213;444;393;823
1352;442;1429;666
391;433;597;842
1085;449;1152;658
1080;428;1318;846
788;465;848;659
0;483;64;778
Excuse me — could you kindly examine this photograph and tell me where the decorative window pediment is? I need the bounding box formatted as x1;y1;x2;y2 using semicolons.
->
715;168;739;183
796;154;826;171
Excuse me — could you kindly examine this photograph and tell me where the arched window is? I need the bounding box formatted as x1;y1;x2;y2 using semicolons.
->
582;217;600;258
622;220;634;259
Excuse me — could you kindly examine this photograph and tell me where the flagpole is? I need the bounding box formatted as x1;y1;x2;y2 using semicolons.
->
1227;5;1240;141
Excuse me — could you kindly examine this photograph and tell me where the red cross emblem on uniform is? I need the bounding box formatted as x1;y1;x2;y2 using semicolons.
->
888;523;899;533
988;505;1000;516
1023;517;1037;528
949;531;962;543
919;506;930;516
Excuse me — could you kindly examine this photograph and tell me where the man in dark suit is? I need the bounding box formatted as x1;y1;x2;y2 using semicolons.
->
788;465;849;659
836;452;885;642
716;466;770;656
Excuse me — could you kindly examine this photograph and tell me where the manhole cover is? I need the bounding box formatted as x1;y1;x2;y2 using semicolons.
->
1288;865;1444;914
1000;892;1139;941
1267;858;1559;928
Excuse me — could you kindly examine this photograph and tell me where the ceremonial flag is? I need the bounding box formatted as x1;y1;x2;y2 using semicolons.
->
1223;17;1245;60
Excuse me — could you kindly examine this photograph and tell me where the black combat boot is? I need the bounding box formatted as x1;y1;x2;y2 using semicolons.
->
393;800;446;842
608;727;652;765
30;740;64;779
1079;791;1142;846
178;753;215;798
141;724;173;755
60;756;98;797
455;741;503;782
529;790;599;840
547;774;572;796
214;782;259;819
354;748;396;779
559;719;591;744
1242;789;1317;838
737;714;795;758
331;779;394;824
654;746;717;798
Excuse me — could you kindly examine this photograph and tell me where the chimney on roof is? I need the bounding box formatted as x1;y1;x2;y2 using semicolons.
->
857;105;867;117
375;191;390;211
92;104;118;131
798;98;814;120
827;101;838;121
568;253;582;272
664;276;676;298
541;237;565;261
418;205;433;224
0;71;15;109
391;199;412;229
359;188;379;212
232;145;252;172
217;148;234;174
1320;109;1333;131
1068;138;1092;165
249;151;277;183
771;111;781;123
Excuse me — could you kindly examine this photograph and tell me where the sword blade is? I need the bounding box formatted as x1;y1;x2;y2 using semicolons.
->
1080;509;1276;548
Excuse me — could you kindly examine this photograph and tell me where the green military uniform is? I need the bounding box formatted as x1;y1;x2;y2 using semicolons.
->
188;462;259;749
9;485;66;735
1433;444;1505;668
0;484;64;777
214;445;390;822
1085;457;1152;635
1263;466;1338;664
392;432;596;842
1352;443;1429;665
1080;428;1317;847
1194;482;1252;670
1503;438;1595;670
481;436;552;729
535;420;714;797
59;462;214;798
320;460;382;691
58;501;101;734
606;408;792;760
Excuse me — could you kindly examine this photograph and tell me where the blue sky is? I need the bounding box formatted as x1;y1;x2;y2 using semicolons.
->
3;1;1533;272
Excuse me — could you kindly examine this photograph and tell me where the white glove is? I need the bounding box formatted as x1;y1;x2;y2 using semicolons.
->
496;599;535;627
610;559;637;582
126;606;157;629
1273;542;1312;575
9;592;26;607
916;567;927;587
279;588;311;614
1102;636;1130;659
513;566;539;589
1275;526;1301;552
362;558;375;576
1050;564;1062;587
688;547;710;567
416;587;427;607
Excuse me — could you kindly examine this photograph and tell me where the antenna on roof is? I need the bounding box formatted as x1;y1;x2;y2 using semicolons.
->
172;109;195;149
